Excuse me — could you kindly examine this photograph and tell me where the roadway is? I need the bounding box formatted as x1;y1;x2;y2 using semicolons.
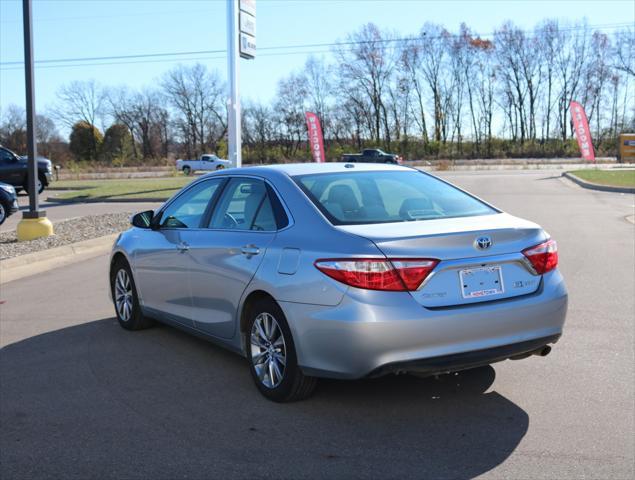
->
1;171;633;479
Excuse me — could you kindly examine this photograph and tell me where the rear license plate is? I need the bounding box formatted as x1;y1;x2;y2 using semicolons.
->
459;266;504;298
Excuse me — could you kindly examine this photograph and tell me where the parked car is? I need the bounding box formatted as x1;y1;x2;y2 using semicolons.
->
110;163;567;402
176;154;231;175
0;145;52;194
341;148;402;164
0;181;19;225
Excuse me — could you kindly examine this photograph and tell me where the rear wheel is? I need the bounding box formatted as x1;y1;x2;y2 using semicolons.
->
182;166;192;176
215;164;225;170
245;298;317;402
0;201;6;225
110;258;154;330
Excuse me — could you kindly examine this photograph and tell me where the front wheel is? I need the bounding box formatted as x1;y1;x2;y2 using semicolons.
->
182;166;192;176
246;298;317;402
215;164;225;170
110;259;154;330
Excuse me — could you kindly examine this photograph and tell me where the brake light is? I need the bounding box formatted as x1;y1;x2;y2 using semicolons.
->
522;239;558;274
314;258;438;291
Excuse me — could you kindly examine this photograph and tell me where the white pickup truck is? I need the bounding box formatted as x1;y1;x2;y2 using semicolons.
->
176;154;231;175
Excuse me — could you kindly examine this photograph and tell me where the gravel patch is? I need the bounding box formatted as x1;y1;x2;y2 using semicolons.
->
0;212;132;260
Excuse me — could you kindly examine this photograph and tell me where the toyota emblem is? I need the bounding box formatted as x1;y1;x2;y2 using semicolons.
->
475;236;493;250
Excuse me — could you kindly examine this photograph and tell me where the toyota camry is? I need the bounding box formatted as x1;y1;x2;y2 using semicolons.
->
109;163;568;402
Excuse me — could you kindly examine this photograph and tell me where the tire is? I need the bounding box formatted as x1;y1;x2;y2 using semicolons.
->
110;258;154;331
182;166;192;176
0;201;6;225
22;174;46;195
215;164;225;170
245;298;317;402
37;174;46;194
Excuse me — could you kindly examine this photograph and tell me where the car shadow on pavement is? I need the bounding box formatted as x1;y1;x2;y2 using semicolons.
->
1;318;529;480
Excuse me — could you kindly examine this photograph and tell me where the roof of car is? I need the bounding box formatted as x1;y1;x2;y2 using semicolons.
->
238;162;408;177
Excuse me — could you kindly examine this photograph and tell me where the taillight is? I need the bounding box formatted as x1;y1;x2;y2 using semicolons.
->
314;258;438;291
522;239;558;274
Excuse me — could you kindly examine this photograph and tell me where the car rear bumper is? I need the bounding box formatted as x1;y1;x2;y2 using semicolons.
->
367;334;560;378
280;269;567;379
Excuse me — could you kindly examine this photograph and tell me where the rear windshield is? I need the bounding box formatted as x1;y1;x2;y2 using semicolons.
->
294;170;497;225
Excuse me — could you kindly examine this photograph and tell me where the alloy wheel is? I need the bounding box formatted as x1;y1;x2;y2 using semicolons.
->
250;312;287;388
0;203;6;224
114;269;133;322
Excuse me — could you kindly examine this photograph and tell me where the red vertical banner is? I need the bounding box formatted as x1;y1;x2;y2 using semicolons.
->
570;101;595;162
305;112;325;163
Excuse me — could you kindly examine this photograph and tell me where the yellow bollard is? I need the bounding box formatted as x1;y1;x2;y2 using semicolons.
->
16;216;54;241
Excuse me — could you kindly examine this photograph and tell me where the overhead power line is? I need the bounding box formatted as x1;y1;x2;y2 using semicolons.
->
0;21;631;71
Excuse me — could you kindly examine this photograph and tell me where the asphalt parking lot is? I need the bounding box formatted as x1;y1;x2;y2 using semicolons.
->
1;171;633;479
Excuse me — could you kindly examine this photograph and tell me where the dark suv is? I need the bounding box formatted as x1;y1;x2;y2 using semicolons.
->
0;145;52;194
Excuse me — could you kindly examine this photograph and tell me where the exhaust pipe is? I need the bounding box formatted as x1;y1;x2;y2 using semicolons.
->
536;345;551;357
511;345;552;360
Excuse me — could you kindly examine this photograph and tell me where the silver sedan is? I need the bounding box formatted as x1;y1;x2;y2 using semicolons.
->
109;163;568;402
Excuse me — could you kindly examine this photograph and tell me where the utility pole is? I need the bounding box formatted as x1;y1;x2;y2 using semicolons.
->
227;0;242;168
17;0;53;241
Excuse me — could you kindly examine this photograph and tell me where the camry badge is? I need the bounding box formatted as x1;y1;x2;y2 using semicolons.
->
475;236;493;250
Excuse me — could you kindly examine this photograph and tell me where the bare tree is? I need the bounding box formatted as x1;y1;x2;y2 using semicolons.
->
244;102;275;162
272;73;307;158
614;28;635;77
302;56;333;137
53;80;105;157
161;64;226;158
555;22;590;141
106;87;139;158
335;23;396;146
400;37;429;142
53;80;104;128
417;23;451;143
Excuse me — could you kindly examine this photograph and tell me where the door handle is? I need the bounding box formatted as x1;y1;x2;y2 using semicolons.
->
241;245;260;256
177;241;190;252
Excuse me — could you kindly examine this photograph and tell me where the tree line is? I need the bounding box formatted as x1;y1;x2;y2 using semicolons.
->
1;20;633;166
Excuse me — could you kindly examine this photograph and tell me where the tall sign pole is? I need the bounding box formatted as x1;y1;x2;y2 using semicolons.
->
227;0;256;168
23;0;39;213
17;0;53;241
227;0;241;168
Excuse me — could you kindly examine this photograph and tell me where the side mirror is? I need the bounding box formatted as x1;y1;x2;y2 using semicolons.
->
131;210;155;229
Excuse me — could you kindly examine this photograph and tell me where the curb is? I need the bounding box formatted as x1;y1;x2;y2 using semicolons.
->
562;172;635;194
0;233;117;284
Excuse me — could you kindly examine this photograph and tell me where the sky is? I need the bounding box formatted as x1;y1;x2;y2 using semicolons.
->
1;0;633;121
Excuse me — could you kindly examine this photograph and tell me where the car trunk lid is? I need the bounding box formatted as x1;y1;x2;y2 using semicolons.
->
337;213;546;307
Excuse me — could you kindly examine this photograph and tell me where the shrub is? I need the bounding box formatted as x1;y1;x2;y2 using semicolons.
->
69;121;103;161
100;123;134;166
